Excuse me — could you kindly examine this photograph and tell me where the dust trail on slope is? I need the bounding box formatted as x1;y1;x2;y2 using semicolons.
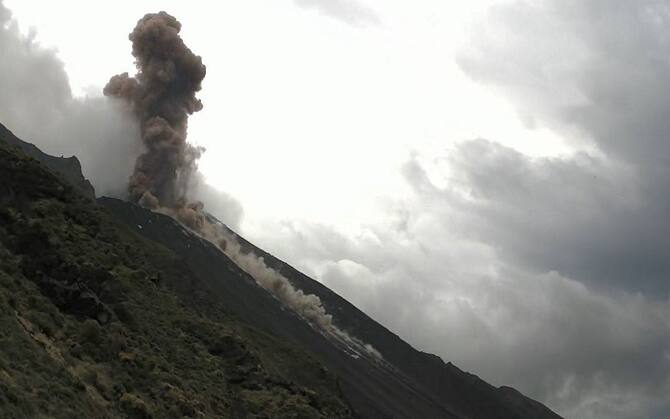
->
163;203;382;360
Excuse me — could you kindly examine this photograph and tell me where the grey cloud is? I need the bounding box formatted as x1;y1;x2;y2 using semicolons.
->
458;0;670;165
186;173;244;230
399;151;670;418
411;0;670;415
0;1;139;197
414;140;670;296
455;0;670;296
248;180;670;419
0;1;8;23
294;0;379;26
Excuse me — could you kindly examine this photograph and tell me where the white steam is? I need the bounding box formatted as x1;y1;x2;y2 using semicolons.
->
0;2;141;197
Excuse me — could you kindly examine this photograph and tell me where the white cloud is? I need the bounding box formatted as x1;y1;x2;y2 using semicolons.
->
294;0;379;26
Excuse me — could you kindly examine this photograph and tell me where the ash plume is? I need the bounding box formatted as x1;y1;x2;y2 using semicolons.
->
104;11;206;208
102;10;380;359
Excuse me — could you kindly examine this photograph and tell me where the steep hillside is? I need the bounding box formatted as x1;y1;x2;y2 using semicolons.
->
220;225;563;419
0;122;562;418
0;125;351;418
100;200;561;419
98;198;460;419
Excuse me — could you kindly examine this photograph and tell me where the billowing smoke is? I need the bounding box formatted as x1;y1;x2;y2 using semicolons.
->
104;11;206;208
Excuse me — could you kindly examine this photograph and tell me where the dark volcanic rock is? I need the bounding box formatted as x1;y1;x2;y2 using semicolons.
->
0;122;95;199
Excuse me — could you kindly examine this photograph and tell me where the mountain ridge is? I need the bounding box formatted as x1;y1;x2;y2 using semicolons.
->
0;124;95;200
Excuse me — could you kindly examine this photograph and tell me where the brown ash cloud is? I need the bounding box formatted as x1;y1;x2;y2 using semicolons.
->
104;11;206;208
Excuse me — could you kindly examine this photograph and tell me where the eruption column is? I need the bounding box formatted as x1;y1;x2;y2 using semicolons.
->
104;11;206;208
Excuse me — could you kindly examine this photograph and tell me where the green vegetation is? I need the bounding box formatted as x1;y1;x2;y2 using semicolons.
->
0;139;351;418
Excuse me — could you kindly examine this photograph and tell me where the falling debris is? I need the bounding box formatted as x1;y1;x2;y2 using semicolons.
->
164;206;384;360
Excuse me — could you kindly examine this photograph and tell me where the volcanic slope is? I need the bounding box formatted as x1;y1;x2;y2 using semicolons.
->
0;122;562;418
0;124;352;418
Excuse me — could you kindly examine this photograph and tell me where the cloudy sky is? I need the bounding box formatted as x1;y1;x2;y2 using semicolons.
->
2;1;670;418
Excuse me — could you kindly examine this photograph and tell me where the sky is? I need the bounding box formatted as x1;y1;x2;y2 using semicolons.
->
1;1;669;418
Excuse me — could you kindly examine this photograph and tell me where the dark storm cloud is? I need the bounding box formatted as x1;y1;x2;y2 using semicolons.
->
459;0;670;166
439;0;670;416
294;0;379;26
425;140;670;295
400;149;670;419
456;0;670;296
